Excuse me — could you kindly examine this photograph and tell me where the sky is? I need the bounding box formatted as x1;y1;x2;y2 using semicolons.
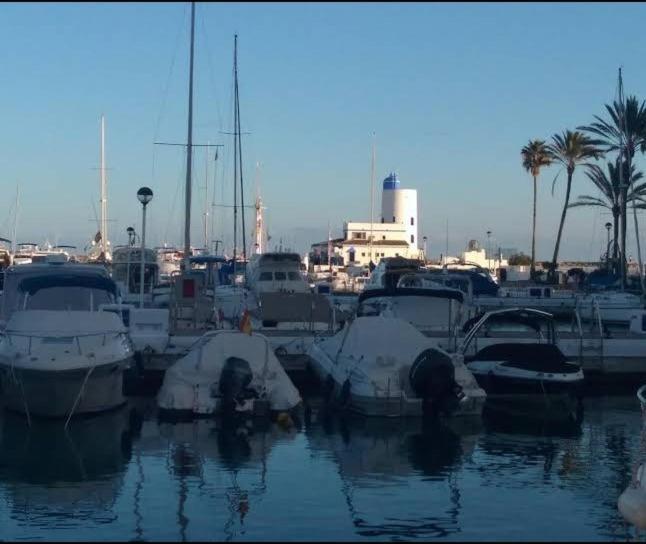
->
3;2;646;261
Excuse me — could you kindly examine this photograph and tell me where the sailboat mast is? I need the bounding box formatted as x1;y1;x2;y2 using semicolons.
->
232;35;239;274
100;114;108;259
235;35;247;262
204;140;209;250
11;185;19;256
183;1;196;265
619;68;646;295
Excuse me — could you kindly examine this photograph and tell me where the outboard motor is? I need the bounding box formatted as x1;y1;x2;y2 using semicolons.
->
219;356;258;414
409;348;464;417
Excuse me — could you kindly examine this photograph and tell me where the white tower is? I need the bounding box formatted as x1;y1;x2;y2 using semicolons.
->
380;172;418;248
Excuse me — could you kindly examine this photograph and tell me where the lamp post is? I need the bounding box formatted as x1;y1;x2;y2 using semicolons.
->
486;230;492;271
605;222;612;271
126;227;135;294
137;187;153;308
423;236;428;262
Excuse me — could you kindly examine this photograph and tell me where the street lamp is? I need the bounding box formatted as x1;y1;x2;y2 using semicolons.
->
486;230;492;271
137;187;153;308
126;227;136;294
605;222;612;270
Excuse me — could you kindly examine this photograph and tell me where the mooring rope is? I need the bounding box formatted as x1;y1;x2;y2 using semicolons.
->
64;364;96;431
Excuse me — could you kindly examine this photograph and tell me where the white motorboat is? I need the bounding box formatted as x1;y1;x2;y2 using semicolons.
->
460;308;585;416
618;385;646;531
307;315;486;418
0;263;133;418
157;329;302;416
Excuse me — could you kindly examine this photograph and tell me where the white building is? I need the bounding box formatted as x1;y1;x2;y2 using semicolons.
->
310;172;421;267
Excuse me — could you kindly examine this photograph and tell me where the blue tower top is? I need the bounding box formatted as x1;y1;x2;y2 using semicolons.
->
383;172;400;190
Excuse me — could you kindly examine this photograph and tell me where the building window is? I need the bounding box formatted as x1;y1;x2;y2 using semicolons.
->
381;253;385;257
410;217;414;226
392;216;396;222
411;235;415;243
381;217;384;223
395;253;399;257
361;252;365;257
352;232;366;240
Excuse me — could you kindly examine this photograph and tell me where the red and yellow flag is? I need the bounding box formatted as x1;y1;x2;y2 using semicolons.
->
239;310;252;335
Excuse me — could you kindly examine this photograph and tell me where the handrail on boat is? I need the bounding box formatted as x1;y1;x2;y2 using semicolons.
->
637;384;646;409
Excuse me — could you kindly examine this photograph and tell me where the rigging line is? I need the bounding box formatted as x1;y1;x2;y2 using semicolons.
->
152;3;188;183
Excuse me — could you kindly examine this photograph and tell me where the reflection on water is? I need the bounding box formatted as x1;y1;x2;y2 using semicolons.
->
0;396;641;541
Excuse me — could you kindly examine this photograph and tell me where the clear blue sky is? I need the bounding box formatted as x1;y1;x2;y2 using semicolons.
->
2;2;646;261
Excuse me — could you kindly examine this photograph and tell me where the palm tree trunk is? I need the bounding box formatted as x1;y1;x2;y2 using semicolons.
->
531;175;537;277
551;170;573;282
621;190;628;287
613;211;619;274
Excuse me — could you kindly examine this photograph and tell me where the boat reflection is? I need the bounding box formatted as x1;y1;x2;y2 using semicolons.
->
306;410;482;539
131;408;299;541
0;405;140;526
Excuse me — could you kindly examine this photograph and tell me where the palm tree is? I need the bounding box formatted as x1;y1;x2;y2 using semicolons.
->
579;94;646;285
546;130;603;281
569;160;646;273
521;140;553;277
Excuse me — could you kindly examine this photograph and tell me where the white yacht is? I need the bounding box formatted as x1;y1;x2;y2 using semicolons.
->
363;256;424;292
0;263;133;418
12;243;72;266
307;315;486;418
214;252;336;334
110;246;159;307
156;246;183;283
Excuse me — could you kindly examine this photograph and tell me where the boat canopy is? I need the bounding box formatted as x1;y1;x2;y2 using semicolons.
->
462;308;554;334
189;255;227;265
18;274;117;296
358;286;464;304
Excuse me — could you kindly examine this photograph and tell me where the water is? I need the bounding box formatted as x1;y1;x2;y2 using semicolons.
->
0;395;642;541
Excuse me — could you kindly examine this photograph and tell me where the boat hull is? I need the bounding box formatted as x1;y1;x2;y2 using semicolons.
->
308;342;484;419
0;359;130;418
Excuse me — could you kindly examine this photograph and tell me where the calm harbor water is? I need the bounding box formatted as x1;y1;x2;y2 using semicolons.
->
0;394;643;541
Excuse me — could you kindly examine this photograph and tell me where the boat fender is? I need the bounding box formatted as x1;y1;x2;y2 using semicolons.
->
277;411;294;429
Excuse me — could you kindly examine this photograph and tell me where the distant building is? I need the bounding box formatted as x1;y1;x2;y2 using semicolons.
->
310;172;421;267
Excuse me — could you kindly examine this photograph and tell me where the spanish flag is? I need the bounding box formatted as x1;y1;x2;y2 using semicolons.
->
239;310;252;335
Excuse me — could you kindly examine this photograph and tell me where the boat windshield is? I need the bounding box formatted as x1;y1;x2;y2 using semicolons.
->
15;275;116;312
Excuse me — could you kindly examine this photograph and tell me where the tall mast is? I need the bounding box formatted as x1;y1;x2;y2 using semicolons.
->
232;35;238;274
236;35;247;262
183;1;196;265
11;185;19;256
210;149;218;253
203;140;209;250
100;114;108;259
254;162;263;255
619;67;646;295
369;132;375;264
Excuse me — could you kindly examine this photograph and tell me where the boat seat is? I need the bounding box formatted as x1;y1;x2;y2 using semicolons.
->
466;343;578;374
